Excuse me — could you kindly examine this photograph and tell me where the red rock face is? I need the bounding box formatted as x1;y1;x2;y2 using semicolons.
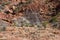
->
0;0;60;24
0;12;6;19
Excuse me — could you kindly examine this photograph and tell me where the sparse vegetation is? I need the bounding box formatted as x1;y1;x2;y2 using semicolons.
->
42;21;49;28
1;1;11;6
49;16;58;23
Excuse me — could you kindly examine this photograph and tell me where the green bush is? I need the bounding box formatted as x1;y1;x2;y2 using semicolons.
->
42;21;49;28
1;1;11;6
49;16;58;23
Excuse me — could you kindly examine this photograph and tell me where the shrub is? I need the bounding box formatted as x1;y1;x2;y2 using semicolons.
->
49;16;58;23
42;21;49;28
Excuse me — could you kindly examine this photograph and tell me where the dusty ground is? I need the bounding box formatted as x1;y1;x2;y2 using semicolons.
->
0;26;60;40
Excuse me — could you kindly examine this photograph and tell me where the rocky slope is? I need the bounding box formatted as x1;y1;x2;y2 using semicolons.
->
0;0;60;40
